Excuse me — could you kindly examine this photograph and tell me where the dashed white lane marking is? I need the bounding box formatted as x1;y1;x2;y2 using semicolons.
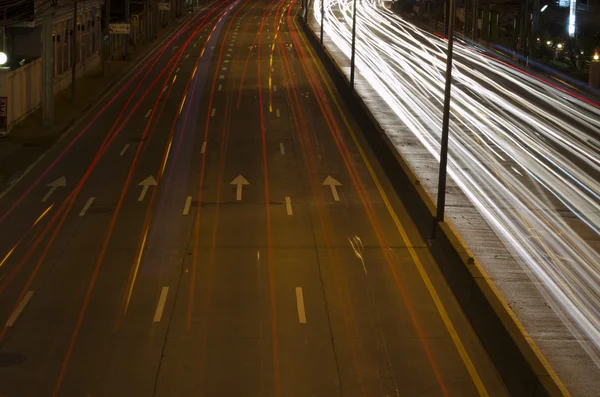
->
176;67;180;73
218;85;222;91
120;144;130;156
183;196;193;215
285;196;293;216
185;53;189;59
144;109;152;118
271;67;275;72
162;86;168;93
153;287;169;322
224;59;230;63
219;75;225;79
211;108;216;117
512;166;523;176
276;109;280;118
6;291;34;327
193;43;197;47
201;141;207;154
222;67;227;71
79;197;95;217
273;85;277;92
280;143;285;155
295;287;307;324
228;48;232;52
226;54;231;57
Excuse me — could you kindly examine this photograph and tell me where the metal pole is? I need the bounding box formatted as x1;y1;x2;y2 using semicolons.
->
320;0;324;45
431;0;455;240
103;0;111;74
42;3;54;125
444;0;449;36
124;0;130;59
472;0;477;40
71;0;77;102
350;0;357;87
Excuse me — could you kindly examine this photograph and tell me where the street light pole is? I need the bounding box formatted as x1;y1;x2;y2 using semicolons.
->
350;0;357;87
71;0;77;102
103;0;111;74
42;2;55;125
124;0;130;59
320;0;324;45
431;0;456;240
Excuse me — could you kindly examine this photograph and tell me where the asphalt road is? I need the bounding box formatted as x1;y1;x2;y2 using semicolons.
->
0;0;509;395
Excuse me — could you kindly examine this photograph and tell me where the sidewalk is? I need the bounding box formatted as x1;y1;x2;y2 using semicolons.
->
0;13;192;193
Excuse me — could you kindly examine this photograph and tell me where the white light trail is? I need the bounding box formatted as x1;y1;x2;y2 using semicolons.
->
313;0;600;365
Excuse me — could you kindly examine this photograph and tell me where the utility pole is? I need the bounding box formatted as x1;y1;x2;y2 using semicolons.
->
71;0;77;102
431;0;456;240
103;0;111;74
42;1;55;125
531;0;540;60
320;0;324;44
350;0;357;87
472;0;477;40
124;0;130;59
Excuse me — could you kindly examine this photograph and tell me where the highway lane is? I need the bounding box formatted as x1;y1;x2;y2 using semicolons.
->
312;0;600;371
0;1;236;395
0;0;509;395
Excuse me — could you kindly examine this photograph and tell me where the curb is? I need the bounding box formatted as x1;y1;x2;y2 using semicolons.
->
296;15;567;397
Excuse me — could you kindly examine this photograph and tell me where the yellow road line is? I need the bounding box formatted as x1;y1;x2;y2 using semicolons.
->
293;18;490;397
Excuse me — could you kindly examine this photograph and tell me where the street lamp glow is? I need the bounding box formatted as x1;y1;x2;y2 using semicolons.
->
541;4;548;11
594;54;600;61
0;52;7;66
557;43;563;49
546;40;552;46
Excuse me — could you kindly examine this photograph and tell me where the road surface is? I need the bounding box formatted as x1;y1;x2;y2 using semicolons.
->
0;0;508;395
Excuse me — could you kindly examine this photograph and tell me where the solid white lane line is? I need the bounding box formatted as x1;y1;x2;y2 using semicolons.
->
153;287;169;322
211;108;216;117
201;141;207;153
6;291;34;327
120;144;130;156
79;197;95;217
144;109;152;118
285;196;293;216
218;85;222;91
280;142;285;155
273;84;277;92
295;287;307;324
183;196;193;215
276;109;280;118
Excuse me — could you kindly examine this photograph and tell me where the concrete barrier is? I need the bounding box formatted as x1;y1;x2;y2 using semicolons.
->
296;15;565;397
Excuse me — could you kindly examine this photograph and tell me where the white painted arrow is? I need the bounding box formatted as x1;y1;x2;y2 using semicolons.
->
42;177;66;202
323;176;342;202
230;175;249;201
138;176;157;201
